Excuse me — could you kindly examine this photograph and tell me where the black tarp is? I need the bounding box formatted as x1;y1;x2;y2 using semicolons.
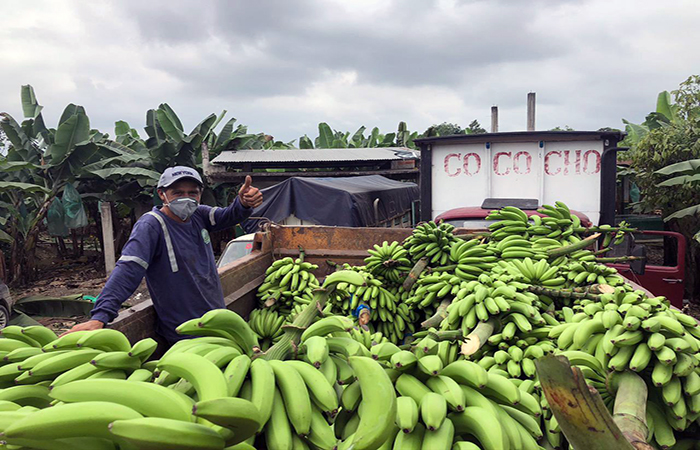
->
242;175;419;232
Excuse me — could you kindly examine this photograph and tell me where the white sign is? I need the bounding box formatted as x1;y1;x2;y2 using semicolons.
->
431;140;604;224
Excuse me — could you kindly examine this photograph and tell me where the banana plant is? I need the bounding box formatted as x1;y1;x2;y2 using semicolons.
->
655;158;700;242
0;86;131;283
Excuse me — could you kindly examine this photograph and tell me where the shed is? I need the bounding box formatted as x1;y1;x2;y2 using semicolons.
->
205;147;420;185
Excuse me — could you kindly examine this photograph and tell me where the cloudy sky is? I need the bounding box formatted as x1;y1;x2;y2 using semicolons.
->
1;0;699;143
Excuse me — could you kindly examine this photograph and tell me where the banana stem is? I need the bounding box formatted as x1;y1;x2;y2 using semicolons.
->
259;287;329;361
594;247;613;256
526;285;602;301
461;318;498;356
594;256;644;263
420;299;451;328
547;233;601;259
298;246;305;263
609;372;653;450
410;329;463;342
402;258;429;291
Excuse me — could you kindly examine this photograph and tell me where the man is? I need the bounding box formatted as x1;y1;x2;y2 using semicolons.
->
66;166;263;346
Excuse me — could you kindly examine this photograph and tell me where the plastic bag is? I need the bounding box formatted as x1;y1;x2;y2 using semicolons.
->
62;183;88;229
46;198;69;236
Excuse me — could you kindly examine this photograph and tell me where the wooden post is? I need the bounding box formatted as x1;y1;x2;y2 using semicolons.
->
490;106;498;133
100;201;116;275
527;92;536;131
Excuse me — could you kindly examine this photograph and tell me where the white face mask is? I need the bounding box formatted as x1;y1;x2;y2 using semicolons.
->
163;193;199;221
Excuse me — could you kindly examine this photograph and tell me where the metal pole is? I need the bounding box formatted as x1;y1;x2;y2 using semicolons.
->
491;106;499;133
527;92;536;131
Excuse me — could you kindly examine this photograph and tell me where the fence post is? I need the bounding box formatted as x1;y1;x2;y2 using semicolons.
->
100;202;116;275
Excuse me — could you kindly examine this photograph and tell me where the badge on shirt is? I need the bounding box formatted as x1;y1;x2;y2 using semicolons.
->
201;228;211;245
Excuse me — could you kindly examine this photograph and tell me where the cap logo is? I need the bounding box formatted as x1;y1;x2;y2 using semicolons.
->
172;170;194;176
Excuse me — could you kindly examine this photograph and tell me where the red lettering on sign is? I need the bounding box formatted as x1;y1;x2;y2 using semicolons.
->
583;150;601;174
544;151;562;175
493;152;511;175
563;150;571;175
513;151;532;175
575;150;582;175
444;153;461;177
463;153;481;176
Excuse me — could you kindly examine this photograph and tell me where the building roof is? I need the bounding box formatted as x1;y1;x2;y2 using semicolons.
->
413;130;626;146
211;147;419;165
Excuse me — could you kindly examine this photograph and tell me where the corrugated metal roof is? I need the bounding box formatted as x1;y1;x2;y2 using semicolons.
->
212;147;419;165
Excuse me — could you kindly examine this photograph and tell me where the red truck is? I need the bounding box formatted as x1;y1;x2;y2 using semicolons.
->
415;131;687;307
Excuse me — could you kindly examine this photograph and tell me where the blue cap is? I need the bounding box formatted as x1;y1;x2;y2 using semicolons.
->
353;304;371;318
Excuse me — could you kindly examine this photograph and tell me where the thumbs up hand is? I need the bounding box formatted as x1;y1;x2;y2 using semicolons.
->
239;175;263;208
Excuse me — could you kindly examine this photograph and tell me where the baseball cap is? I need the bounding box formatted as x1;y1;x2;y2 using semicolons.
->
157;166;204;189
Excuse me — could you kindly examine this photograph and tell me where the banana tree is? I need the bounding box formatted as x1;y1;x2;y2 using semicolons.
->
655;159;700;242
0;86;131;284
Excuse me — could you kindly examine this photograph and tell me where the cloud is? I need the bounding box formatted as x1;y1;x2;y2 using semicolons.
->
1;0;699;143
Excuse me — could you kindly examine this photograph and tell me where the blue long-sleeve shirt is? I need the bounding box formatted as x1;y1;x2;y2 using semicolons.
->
91;199;252;344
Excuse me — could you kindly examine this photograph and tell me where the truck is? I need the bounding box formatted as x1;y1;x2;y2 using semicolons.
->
413;130;687;307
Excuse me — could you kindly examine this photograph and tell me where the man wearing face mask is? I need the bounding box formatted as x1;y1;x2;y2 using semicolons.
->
64;166;263;347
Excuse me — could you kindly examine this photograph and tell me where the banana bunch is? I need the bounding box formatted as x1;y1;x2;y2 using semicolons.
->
403;221;458;266
364;240;412;284
247;308;286;351
442;275;548;336
473;328;558;379
329;267;416;344
550;290;700;438
531;202;582;240
449;238;496;279
0;326;161;390
382;356;545;450
495;257;567;287
562;260;626;287
410;272;465;309
256;256;320;309
486;205;533;240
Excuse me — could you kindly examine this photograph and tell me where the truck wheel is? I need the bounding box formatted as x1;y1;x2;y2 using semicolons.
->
0;304;9;329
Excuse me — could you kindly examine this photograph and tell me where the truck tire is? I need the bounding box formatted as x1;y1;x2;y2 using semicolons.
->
0;304;9;329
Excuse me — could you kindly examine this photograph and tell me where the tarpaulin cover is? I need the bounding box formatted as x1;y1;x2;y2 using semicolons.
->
242;175;419;232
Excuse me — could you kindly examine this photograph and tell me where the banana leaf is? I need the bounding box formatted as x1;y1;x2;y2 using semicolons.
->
89;167;160;182
655;91;678;123
13;294;94;318
655;159;700;176
299;135;314;149
20;85;43;120
114;120;131;136
318;123;333;148
0;113;31;152
0;228;13;243
0;161;40;172
58;104;86;126
156;103;184;142
8;312;42;327
214;118;236;151
46;113;91;165
144;109;166;144
350;126;366;148
657;173;700;187
0;181;50;195
664;203;700;222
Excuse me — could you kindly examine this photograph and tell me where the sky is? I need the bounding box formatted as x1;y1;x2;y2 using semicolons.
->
1;0;699;144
